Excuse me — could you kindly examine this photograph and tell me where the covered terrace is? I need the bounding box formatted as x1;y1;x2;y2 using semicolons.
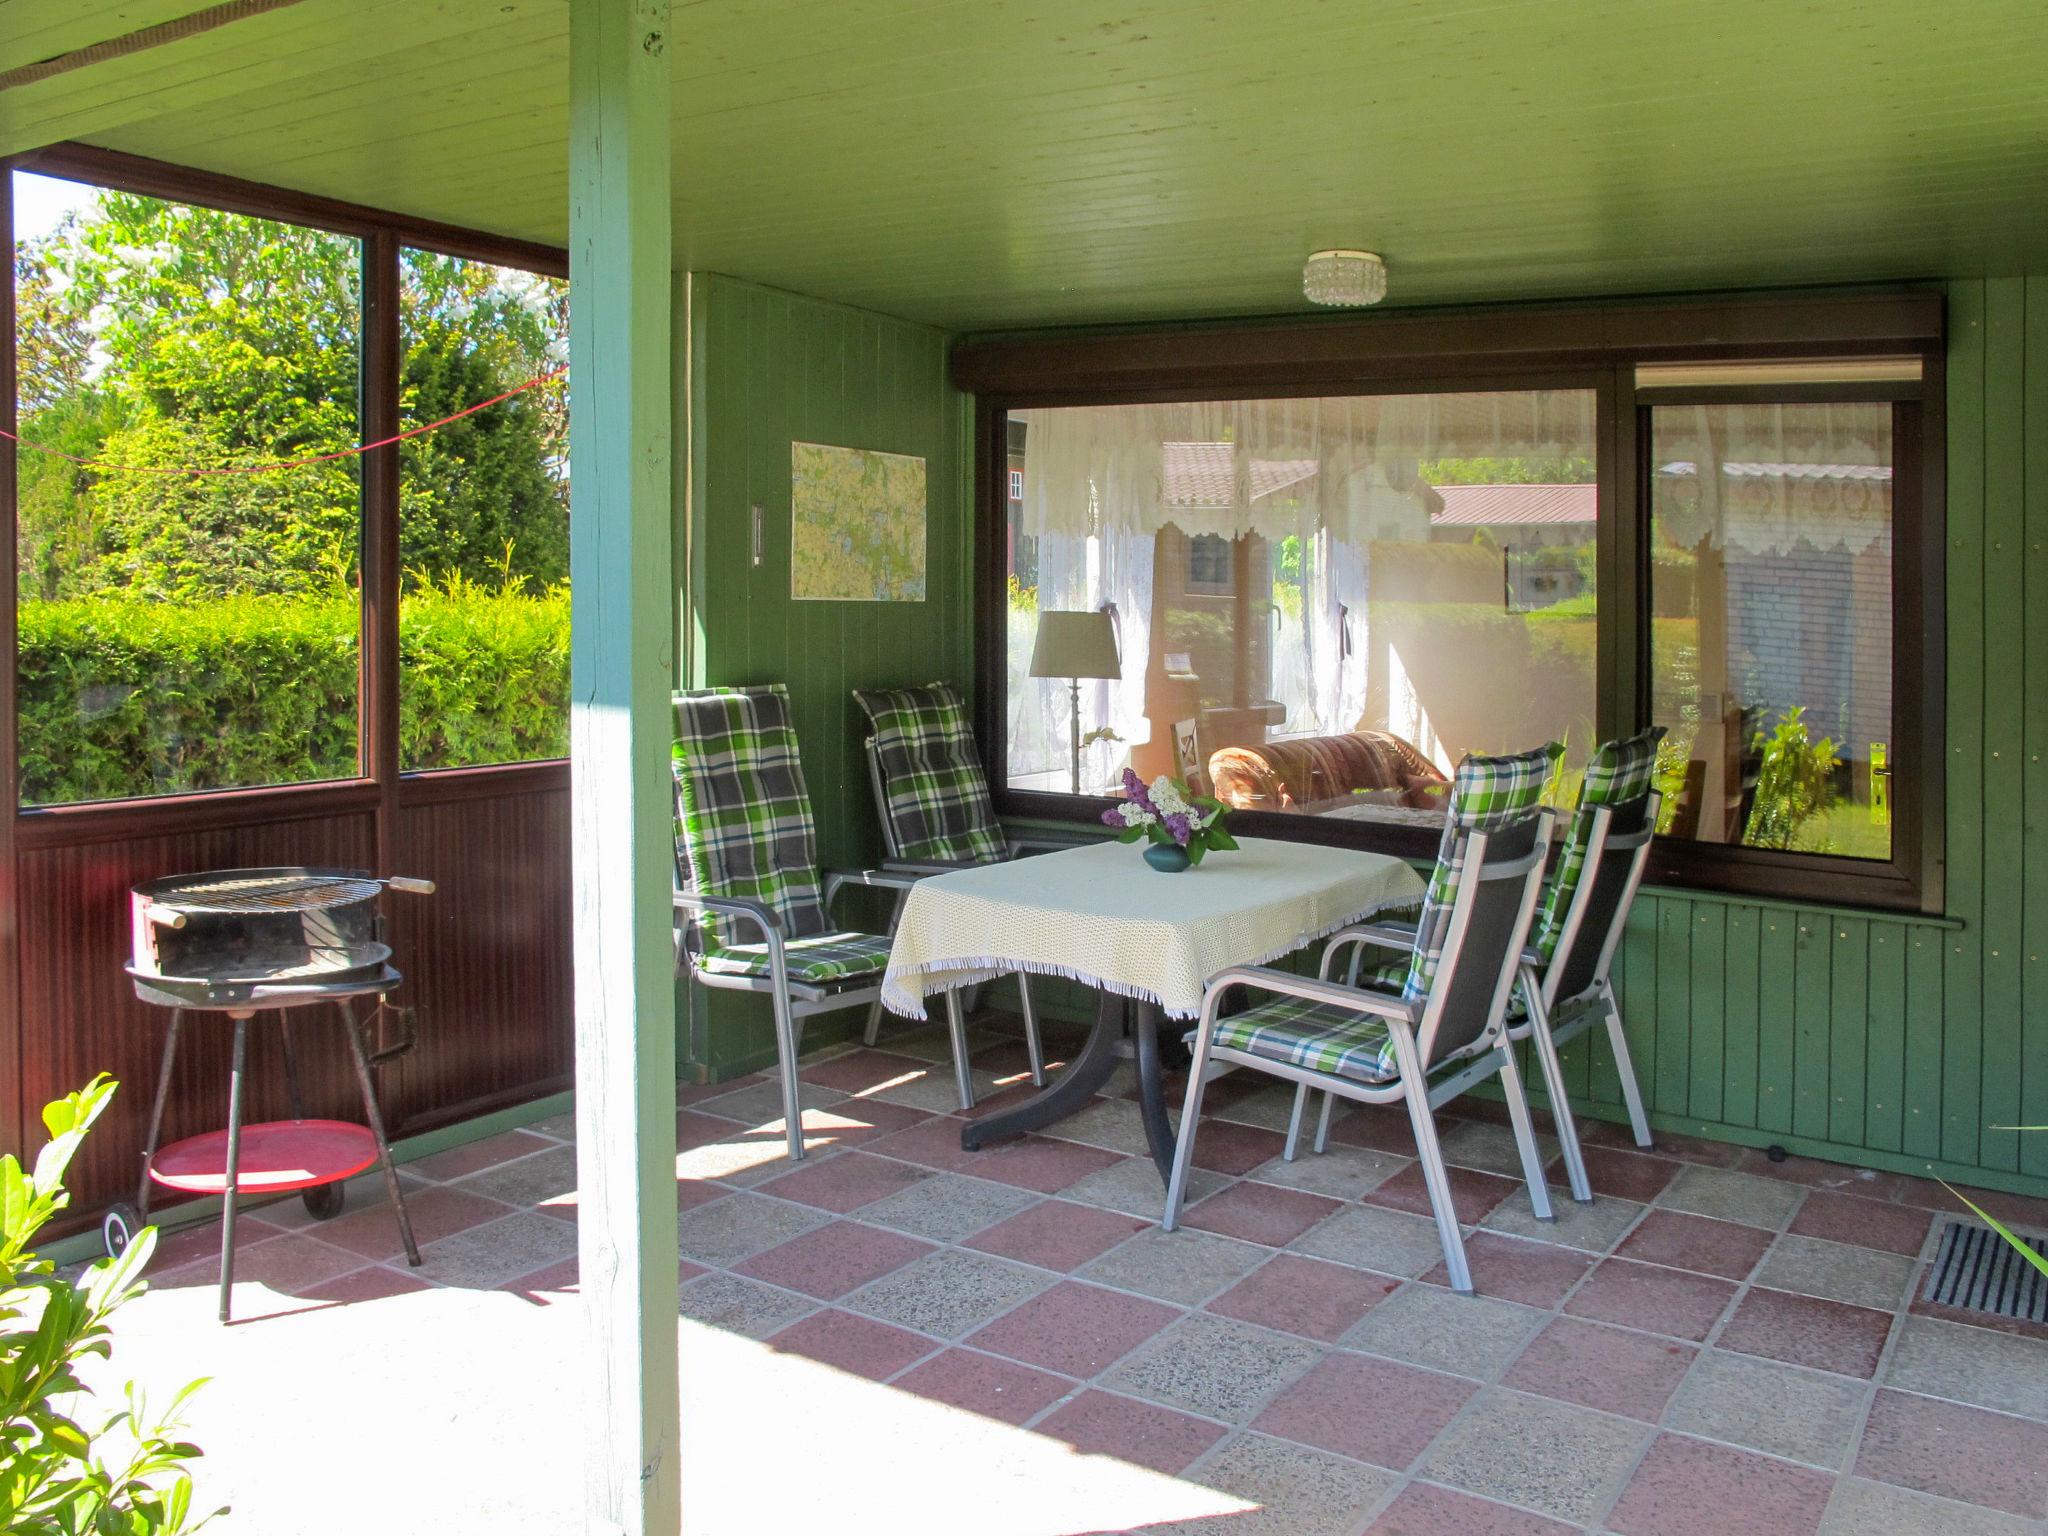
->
4;3;2048;1535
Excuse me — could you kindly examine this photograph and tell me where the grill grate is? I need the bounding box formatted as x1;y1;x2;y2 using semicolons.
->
151;873;381;915
1922;1218;2048;1324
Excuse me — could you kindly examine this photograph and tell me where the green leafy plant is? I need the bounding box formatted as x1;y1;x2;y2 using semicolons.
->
1743;707;1840;852
2;1076;222;1534
1943;1127;2048;1284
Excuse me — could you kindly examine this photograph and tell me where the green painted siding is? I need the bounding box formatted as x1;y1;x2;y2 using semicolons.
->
678;272;971;1076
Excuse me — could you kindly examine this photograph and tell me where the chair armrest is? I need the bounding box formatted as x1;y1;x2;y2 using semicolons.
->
672;889;780;941
881;858;978;876
1319;921;1415;978
1202;965;1419;1027
1005;835;1081;858
824;866;924;911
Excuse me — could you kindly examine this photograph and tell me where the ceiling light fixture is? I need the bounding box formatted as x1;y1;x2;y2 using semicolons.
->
1303;249;1387;307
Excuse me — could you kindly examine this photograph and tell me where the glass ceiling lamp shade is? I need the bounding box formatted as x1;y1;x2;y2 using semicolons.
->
1303;249;1387;307
1030;610;1122;794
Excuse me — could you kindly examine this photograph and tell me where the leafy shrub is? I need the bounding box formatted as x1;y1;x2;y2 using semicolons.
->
17;583;568;804
2;1076;221;1534
1744;706;1841;852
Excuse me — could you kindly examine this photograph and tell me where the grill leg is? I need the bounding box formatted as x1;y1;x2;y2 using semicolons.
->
218;1015;249;1324
136;1010;183;1218
340;999;420;1267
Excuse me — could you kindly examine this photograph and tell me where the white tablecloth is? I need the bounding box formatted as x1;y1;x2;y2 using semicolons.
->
881;836;1426;1020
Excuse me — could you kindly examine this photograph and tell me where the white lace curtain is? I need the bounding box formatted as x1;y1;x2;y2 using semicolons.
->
1651;401;1893;557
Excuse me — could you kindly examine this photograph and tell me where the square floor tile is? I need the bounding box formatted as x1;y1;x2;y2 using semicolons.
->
1483;1191;1646;1253
1037;1389;1227;1475
1212;1082;1307;1133
1184;1432;1398;1536
1716;1287;1893;1379
1439;1118;1559;1179
968;1135;1129;1194
675;1272;816;1340
1665;1350;1868;1468
1290;1203;1449;1278
766;1308;934;1381
451;1144;580;1209
1754;1234;1916;1312
1326;1100;1428;1154
1658;1165;1806;1229
1207;1254;1399;1342
1106;1313;1323;1423
695;1077;846;1126
1064;1157;1225;1218
1244;1144;1410;1201
754;1150;933;1214
412;1212;575;1289
735;1220;932;1300
1854;1388;2048;1516
852;1171;1039;1243
1253;1350;1475;1468
1363;1482;1579;1535
892;1348;1075;1426
843;1248;1052;1339
674;1193;828;1267
674;1124;826;1188
1884;1315;2048;1421
1367;1162;1520;1225
1188;1120;1290;1177
1419;1232;1594;1308
407;1128;555;1183
1343;1283;1546;1379
1042;1096;1156;1156
1608;1433;1834;1536
965;1199;1147;1272
1183;1181;1342;1248
867;1062;1001;1115
1616;1209;1773;1281
796;1097;933;1151
1420;1388;1649;1525
1560;1145;1683;1203
1818;1476;2043;1536
798;1047;930;1096
1563;1258;1737;1343
1503;1316;1695;1422
1790;1191;1934;1257
303;1263;435;1304
1584;1121;1744;1168
313;1184;512;1261
966;1279;1180;1377
1079;1226;1269;1306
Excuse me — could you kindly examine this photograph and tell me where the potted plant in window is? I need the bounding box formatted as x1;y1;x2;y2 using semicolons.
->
1102;769;1237;872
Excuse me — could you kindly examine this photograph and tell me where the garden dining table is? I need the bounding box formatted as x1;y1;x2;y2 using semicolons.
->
880;836;1426;1179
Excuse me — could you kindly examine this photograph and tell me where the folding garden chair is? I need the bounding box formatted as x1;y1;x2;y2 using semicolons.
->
672;684;963;1162
852;681;1048;1085
1294;728;1666;1197
1165;744;1560;1294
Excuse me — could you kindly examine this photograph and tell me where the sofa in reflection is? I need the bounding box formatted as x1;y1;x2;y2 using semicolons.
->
1206;729;1448;812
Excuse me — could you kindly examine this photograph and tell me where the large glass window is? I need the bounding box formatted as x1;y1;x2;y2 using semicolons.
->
1649;401;1894;861
12;170;362;804
1005;391;1599;828
397;249;569;770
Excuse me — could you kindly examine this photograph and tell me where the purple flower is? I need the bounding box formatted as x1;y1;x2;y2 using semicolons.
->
1165;811;1193;846
1100;806;1126;829
1122;767;1157;816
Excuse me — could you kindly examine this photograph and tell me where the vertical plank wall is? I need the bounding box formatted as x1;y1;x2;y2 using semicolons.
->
680;273;972;1075
680;272;2048;1198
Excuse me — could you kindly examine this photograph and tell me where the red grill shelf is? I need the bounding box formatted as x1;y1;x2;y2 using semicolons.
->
149;1119;378;1195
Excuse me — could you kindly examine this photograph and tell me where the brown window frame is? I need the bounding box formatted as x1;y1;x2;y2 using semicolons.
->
1;142;570;837
961;291;1945;915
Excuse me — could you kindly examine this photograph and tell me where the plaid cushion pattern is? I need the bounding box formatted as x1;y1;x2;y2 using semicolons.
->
1402;742;1561;1001
1209;994;1405;1084
696;929;894;985
852;683;1006;865
1533;726;1666;962
672;685;830;959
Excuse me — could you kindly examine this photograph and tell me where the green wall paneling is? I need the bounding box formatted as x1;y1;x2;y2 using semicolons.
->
680;273;971;1078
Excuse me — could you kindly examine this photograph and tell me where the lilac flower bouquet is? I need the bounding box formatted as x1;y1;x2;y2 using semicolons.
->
1101;769;1239;868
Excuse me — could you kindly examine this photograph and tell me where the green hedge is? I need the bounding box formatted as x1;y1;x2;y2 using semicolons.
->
17;586;568;804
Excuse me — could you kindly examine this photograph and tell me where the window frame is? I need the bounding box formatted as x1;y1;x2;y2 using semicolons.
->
963;292;1946;914
2;142;569;826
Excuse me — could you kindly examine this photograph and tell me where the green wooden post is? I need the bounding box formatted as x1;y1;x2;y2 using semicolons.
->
567;1;679;1533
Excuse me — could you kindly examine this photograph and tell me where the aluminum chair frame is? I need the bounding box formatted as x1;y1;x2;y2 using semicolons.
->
1297;790;1664;1199
857;734;1049;1087
1165;810;1556;1295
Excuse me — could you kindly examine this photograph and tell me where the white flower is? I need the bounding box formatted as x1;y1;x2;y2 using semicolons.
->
1150;776;1188;816
1116;802;1151;828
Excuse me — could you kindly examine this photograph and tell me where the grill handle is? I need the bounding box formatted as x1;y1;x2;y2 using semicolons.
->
140;904;189;931
384;876;436;896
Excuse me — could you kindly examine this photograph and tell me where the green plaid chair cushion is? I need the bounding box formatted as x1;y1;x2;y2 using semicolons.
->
852;682;1006;865
696;929;894;985
1209;995;1403;1084
1402;742;1560;1001
1533;726;1666;962
673;685;830;959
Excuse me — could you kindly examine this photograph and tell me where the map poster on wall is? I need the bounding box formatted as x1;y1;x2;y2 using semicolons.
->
790;440;928;602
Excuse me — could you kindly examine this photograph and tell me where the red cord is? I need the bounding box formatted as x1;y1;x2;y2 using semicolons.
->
0;363;567;477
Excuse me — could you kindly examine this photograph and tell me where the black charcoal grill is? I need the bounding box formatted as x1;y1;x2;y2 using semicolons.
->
114;866;436;1322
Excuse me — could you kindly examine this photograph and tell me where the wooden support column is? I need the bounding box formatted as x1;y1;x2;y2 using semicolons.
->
567;2;679;1534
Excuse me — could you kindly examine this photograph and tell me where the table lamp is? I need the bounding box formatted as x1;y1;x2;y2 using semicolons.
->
1030;610;1122;794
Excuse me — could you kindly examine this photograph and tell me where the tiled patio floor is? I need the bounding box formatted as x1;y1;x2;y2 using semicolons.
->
106;1011;2048;1535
